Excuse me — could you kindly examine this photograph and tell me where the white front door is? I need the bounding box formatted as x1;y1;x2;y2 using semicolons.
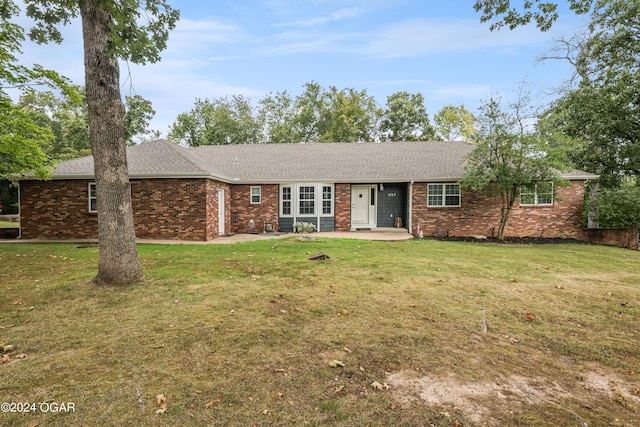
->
351;185;376;228
218;189;225;236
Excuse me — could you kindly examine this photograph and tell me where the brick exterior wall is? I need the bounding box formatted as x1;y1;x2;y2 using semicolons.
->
19;178;229;241
19;178;595;243
229;184;279;234
411;180;589;240
334;183;351;231
20;180;99;239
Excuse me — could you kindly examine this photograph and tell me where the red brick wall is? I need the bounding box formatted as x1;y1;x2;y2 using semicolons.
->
20;180;99;239
411;180;589;239
229;184;279;233
335;183;351;231
19;178;229;241
130;179;210;240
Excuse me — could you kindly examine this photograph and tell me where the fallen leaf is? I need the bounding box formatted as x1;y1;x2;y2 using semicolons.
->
12;301;22;305
156;394;167;405
524;312;535;321
205;397;222;408
329;360;344;368
510;278;518;283
370;381;390;390
152;344;164;349
15;353;27;359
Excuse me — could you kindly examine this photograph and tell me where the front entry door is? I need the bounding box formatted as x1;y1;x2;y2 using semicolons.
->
351;185;376;228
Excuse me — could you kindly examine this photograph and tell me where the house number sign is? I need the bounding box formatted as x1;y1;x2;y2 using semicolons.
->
387;192;397;197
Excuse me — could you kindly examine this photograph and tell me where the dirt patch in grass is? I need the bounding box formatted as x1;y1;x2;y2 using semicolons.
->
388;361;640;426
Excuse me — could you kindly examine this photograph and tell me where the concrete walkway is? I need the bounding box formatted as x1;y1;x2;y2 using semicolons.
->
0;228;414;245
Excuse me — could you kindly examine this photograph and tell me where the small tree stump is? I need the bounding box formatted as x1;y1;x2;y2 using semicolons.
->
308;252;330;261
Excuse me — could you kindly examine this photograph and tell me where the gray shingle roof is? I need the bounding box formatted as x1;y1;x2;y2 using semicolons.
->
44;139;598;183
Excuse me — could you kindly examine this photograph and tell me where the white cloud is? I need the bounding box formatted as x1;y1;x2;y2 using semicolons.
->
274;8;364;27
363;19;559;58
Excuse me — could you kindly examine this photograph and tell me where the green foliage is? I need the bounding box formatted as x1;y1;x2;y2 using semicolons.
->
258;90;298;144
541;0;640;188
317;86;381;142
24;0;179;64
462;95;569;239
379;91;434;141
474;0;595;31
169;96;261;146
433;104;476;141
18;89;90;161
0;0;81;177
0;95;53;178
594;182;640;228
123;94;159;144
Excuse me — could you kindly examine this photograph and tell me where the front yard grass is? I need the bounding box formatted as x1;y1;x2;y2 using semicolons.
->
0;238;639;426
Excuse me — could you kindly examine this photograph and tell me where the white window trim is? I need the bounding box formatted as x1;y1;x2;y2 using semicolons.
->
250;186;261;204
279;183;334;217
88;182;97;212
520;182;554;206
280;185;293;217
427;183;461;207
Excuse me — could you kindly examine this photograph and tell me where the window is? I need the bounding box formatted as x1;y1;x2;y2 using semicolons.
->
281;184;334;217
428;183;460;207
322;185;333;214
281;186;292;216
250;186;261;204
520;182;553;206
299;186;315;215
88;183;97;212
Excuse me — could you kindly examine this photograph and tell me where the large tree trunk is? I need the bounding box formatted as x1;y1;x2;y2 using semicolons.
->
79;0;144;285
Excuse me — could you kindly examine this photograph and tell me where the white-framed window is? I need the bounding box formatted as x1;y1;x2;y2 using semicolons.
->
520;182;554;206
88;182;97;212
299;185;315;215
279;183;334;217
281;185;292;216
428;183;460;207
322;185;333;215
250;186;261;204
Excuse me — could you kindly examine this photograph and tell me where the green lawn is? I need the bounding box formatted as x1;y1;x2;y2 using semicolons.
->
1;238;639;426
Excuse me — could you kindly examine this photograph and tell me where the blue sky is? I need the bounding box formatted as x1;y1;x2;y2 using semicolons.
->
18;0;587;138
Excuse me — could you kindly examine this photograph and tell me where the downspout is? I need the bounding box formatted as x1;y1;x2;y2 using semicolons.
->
408;181;413;235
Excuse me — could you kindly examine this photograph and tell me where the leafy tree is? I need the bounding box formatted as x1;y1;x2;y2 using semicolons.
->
21;0;179;285
18;89;91;161
124;94;159;145
540;1;640;189
258;90;298;144
594;181;640;228
319;86;381;142
169;95;260;146
462;95;569;240
433;104;476;141
292;81;325;143
379;91;435;141
473;0;596;31
0;1;76;178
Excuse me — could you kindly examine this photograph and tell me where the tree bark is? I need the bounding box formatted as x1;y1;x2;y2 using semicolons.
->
79;0;143;285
